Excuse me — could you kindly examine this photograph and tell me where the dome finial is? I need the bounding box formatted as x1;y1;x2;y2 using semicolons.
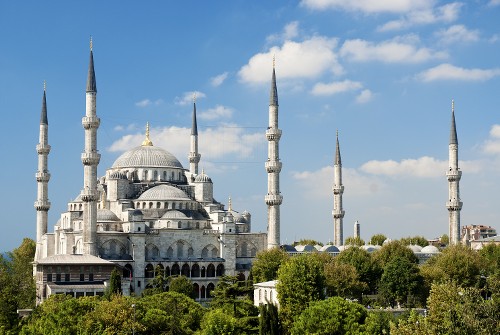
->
228;196;232;211
43;80;46;92
142;122;153;146
90;36;93;51
273;54;276;69
452;99;454;113
193;92;197;104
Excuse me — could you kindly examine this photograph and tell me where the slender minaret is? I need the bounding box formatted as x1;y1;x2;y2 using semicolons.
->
354;220;360;239
332;131;345;246
34;82;51;260
265;58;283;249
81;38;101;255
189;94;201;175
446;100;462;245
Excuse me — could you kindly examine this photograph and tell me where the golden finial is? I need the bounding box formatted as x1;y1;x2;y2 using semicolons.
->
273;54;276;69
43;80;46;92
142;122;153;146
228;196;232;211
451;99;454;113
90;36;93;51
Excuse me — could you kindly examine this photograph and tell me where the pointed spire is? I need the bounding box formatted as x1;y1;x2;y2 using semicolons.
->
269;56;278;106
191;93;198;136
450;99;458;145
40;81;48;125
335;130;341;165
228;196;232;211
142;122;153;146
86;36;97;93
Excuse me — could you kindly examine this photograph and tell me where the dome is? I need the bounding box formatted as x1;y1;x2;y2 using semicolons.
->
112;145;183;169
138;184;190;201
97;209;120;222
407;245;423;253
132;209;143;216
320;245;340;252
295;244;315;252
195;172;212;183
362;245;380;253
161;210;189;219
382;238;392;245
281;245;297;252
421;245;440;254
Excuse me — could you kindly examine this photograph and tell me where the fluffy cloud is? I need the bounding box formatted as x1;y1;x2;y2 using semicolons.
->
435;25;480;44
416;64;500;82
340;38;447;63
199;105;234;120
175;91;206;106
238;36;342;84
300;0;433;14
356;89;374;104
266;21;300;43
377;2;462;31
210;72;229;87
311;80;362;96
482;125;500;154
135;99;164;108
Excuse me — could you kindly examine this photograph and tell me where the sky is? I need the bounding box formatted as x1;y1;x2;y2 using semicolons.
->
1;0;500;252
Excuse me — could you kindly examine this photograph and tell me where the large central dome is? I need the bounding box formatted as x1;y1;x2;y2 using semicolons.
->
112;145;183;169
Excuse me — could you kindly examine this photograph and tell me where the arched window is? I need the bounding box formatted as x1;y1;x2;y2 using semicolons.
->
165;266;171;277
211;247;219;258
109;240;117;256
163;171;167;181
216;264;224;277
201;247;208;258
207;264;216;277
145;264;154;278
191;264;200;277
188;247;194;257
167;247;173;258
123;264;133;279
143;170;148;180
201;285;206;299
193;283;200;300
171;263;180;276
241;242;248;257
178;221;182;229
172;203;176;209
181;264;190;277
201;266;206;277
149;202;153;209
176;241;183;258
179;203;183;210
207;283;215;298
156;202;161;209
251;248;257;257
153;170;158;181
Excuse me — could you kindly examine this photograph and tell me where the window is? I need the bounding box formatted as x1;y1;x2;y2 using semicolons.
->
56;274;61;281
80;273;85;281
89;273;94;281
47;274;52;282
138;281;141;288
65;273;70;282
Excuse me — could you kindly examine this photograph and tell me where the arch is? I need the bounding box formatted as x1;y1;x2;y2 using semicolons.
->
191;264;200;277
163;171;167;181
211;247;219;258
171;263;180;276
201;285;206;299
216;264;224;277
251;247;257;257
156;202;161;209
207;283;215;298
207;264;216;277
167;247;173;258
193;283;200;300
164;266;171;277
201;266;206;277
188;247;194;257
75;239;83;254
240;242;248;257
181;263;190;277
123;264;133;279
176;241;184;257
145;264;154;278
149;202;153;209
201;247;208;258
146;244;160;260
153;170;158;181
178;221;182;229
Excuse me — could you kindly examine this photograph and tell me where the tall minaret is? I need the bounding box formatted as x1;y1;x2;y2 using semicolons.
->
34;82;51;260
265;59;283;249
189;94;201;175
81;38;101;255
332;131;345;246
446;100;462;245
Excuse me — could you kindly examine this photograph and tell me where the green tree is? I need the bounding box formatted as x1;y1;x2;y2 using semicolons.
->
292;239;323;246
478;243;500;275
440;234;449;246
105;267;122;299
378;255;424;307
373;240;419;268
169;275;195;298
200;308;238;335
344;236;365;246
142;265;168;296
276;254;325;331
399;236;429;247
251;248;289;283
291;297;367;335
364;311;394;335
335;247;381;293
369;234;387;246
390;310;429;335
324;260;367;300
259;303;281;335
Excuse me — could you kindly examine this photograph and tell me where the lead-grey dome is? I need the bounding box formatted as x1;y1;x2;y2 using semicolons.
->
161;210;189;219
138;184;190;201
112;145;183;169
97;209;120;222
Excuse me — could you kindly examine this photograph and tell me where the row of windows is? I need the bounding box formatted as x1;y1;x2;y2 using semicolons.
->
144;263;224;278
47;273;94;282
145;243;219;260
136;201;198;210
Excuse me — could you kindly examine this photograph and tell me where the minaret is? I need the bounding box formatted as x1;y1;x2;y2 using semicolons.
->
265;58;283;249
446;100;462;245
332;131;345;246
81;38;101;255
189;94;201;175
354;220;360;239
34;82;51;260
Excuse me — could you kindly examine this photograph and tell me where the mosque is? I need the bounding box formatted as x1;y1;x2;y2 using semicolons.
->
33;43;283;304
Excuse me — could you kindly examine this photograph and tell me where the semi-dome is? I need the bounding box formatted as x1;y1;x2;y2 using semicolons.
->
112;145;183;169
97;209;120;222
421;245;440;254
138;184;190;201
161;210;189;219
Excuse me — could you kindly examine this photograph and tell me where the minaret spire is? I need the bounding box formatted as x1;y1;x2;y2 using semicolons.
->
446;99;462;245
265;58;283;249
35;82;51;260
81;38;101;255
333;130;345;246
189;93;201;175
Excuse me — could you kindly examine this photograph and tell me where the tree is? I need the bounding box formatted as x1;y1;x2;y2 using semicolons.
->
142;265;168;296
335;247;380;293
378;255;424;307
259;303;281;335
169;275;195;298
364;311;394;335
276;254;325;331
390;310;429;335
399;236;429;247
440;234;449;245
292;239;323;246
373;240;419;269
200;308;238;335
105;267;122;299
344;236;365;246
369;234;387;246
324;260;367;300
251;248;289;284
478;243;500;276
291;297;368;335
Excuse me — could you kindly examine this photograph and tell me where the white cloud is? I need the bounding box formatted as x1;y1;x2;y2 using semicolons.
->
489;0;500;6
311;80;362;96
377;2;462;31
210;72;229;87
238;36;342;84
340;38;447;63
435;25;479;44
416;63;500;82
356;89;374;104
135;99;164;108
300;0;433;14
482;125;500;154
175;91;206;105
267;21;300;43
199;105;234;121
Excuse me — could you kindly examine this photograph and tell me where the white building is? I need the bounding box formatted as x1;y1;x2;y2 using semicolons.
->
254;280;279;308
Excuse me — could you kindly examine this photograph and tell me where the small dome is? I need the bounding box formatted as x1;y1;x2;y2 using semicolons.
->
295;244;315;252
161;210;189;219
195;172;212;183
97;209;120;222
281;245;297;252
362;245;380;253
337;245;352;252
421;245;440;254
382;238;392;245
407;245;423;253
320;245;340;252
112;145;183;169
132;209;143;216
138;184;190;201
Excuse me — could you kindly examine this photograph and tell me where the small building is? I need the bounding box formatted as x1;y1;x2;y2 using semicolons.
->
254;280;279;308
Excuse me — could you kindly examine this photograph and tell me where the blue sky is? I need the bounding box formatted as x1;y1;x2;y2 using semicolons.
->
1;0;500;251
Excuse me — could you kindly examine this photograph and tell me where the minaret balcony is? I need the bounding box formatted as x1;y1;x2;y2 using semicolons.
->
36;144;51;155
265;161;282;173
332;210;345;219
34;200;51;211
81;152;101;165
81;189;98;202
189;152;201;163
35;171;51;182
332;185;344;193
265;194;283;206
446;200;463;210
82;116;101;129
266;128;282;141
446;169;462;181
